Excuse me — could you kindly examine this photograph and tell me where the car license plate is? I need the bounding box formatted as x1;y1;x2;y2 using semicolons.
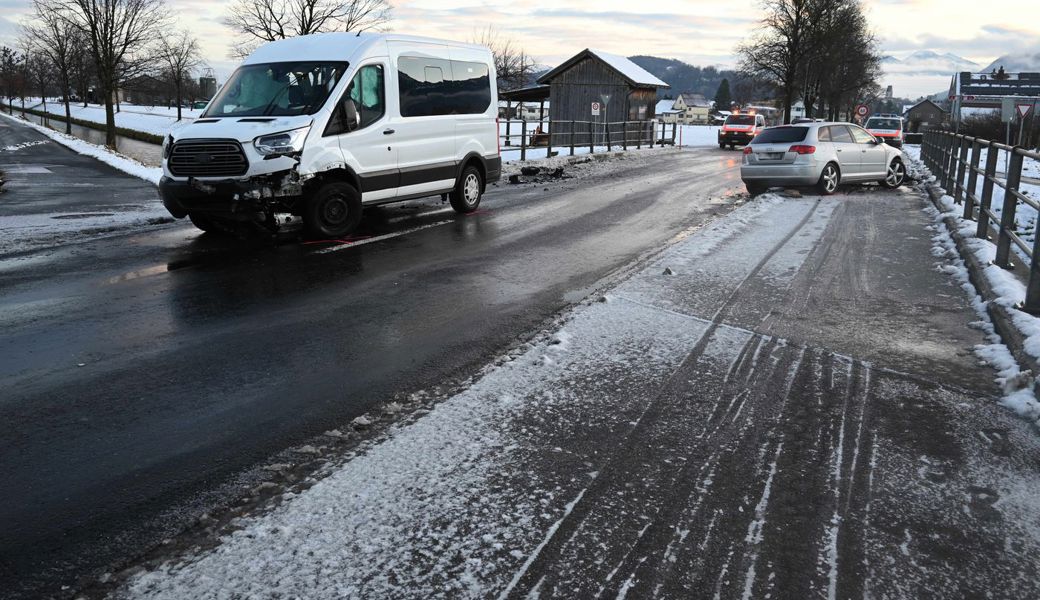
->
760;152;784;160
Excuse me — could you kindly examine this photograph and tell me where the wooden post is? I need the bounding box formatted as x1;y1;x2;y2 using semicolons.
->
589;121;594;154
623;121;628;151
672;122;677;145
637;121;642;149
521;119;527;161
505;103;512;146
570;120;576;156
650;121;655;148
546;120;553;158
605;122;611;151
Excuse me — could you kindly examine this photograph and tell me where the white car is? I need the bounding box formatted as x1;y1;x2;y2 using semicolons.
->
159;33;501;238
740;122;906;196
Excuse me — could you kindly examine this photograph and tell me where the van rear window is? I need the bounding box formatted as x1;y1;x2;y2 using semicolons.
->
751;127;808;144
398;57;492;117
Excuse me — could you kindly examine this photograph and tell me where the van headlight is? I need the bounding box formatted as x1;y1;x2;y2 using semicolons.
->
162;134;173;159
253;126;311;157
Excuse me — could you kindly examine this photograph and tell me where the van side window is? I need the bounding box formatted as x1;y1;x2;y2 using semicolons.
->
398;56;491;117
350;64;385;129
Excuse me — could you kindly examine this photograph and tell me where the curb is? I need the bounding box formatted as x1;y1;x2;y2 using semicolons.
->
921;182;1040;386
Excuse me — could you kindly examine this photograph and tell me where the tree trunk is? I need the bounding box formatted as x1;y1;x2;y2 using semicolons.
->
176;80;182;121
104;92;118;150
63;78;72;135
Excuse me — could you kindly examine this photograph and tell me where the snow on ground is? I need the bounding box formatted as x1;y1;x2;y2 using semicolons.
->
0;111;161;185
116;195;792;599
11;99;200;137
904;147;1040;426
0;209;173;258
498;122;720;161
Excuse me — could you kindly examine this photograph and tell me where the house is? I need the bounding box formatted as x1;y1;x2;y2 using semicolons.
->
902;99;947;132
673;93;712;124
948;70;1040;125
655;98;682;123
537;48;670;145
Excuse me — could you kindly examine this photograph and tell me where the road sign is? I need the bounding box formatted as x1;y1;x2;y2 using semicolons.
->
855;104;869;118
1017;103;1033;119
1002;97;1014;123
591;102;600;116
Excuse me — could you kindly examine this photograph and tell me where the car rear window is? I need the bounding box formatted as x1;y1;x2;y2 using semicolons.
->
752;127;808;144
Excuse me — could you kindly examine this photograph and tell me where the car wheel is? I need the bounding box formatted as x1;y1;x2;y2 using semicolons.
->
882;159;905;189
816;163;840;195
719;143;726;150
305;181;363;238
745;182;767;196
450;165;483;213
188;212;226;234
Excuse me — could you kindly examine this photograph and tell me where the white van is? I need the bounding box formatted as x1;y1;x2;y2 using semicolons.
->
159;33;501;238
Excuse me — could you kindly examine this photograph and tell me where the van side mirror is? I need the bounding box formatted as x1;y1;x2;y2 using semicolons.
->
344;99;360;132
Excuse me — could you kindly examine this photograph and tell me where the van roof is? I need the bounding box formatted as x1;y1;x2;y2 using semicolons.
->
243;32;489;65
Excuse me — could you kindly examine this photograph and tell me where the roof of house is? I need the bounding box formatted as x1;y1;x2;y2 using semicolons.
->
904;98;947;114
655;99;681;114
538;49;670;88
679;93;710;107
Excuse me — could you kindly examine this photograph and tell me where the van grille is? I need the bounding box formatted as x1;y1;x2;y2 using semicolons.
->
169;139;248;177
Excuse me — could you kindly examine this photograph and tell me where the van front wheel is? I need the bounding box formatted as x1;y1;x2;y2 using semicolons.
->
305;181;362;239
450;166;483;213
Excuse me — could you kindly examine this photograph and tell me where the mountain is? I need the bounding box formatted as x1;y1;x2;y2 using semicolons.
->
983;52;1040;73
627;56;741;99
881;51;979;99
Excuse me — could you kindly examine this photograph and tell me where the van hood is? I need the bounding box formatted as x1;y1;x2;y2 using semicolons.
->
170;115;314;144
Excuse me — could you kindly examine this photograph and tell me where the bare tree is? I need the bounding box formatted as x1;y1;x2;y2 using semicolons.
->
225;0;392;59
472;26;536;92
24;0;79;133
54;0;168;149
26;51;57;117
158;30;202;121
0;46;26;113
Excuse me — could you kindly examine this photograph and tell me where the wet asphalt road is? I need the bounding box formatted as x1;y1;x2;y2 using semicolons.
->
0;117;746;598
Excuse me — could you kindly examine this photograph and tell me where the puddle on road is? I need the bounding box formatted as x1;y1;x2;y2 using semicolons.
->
52;213;115;220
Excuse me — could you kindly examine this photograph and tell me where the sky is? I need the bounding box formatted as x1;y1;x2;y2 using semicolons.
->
2;0;1039;98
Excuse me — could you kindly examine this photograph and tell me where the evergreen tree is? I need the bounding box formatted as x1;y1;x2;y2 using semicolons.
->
713;79;732;113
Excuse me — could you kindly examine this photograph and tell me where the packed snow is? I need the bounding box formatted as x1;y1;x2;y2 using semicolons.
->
9;99;200;137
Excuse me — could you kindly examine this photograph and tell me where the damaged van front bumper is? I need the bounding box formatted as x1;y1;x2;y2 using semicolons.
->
159;170;304;224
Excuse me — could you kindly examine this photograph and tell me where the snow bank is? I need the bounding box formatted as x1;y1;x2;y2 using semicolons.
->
14;100;200;137
0;111;161;185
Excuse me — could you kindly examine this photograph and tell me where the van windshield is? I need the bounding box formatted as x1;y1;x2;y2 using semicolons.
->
204;62;348;117
726;115;756;125
866;118;901;130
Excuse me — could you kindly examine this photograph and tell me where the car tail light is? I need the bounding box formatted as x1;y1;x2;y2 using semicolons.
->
790;145;816;154
743;146;753;155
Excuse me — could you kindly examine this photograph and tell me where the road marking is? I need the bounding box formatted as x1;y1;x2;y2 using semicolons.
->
313;218;456;254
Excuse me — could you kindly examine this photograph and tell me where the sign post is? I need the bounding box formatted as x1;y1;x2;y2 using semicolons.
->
1017;103;1033;147
854;104;869;124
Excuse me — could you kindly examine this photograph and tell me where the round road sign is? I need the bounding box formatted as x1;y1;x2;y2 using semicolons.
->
855;104;869;117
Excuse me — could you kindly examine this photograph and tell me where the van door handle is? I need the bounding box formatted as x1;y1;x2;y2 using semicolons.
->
383;128;395;135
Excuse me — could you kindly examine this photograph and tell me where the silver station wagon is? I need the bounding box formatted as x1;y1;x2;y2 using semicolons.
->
740;122;906;196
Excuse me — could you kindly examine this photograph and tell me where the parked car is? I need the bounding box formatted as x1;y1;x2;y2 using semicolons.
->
740;122;906;196
864;115;905;148
159;32;501;238
718;112;766;149
192;100;209;110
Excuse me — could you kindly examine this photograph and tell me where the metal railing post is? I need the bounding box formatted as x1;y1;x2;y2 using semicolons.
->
994;149;1024;268
520;119;527;161
943;134;958;193
977;142;1000;239
964;140;982;221
954;137;971;205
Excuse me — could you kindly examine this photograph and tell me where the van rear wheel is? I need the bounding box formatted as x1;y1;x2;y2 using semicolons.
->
450;166;483;213
305;181;362;239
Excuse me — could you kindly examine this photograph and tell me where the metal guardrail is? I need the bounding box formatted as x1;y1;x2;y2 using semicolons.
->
499;119;678;161
921;129;1040;312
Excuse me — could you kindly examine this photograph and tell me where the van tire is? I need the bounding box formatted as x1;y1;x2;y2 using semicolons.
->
305;181;362;239
450;165;483;213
